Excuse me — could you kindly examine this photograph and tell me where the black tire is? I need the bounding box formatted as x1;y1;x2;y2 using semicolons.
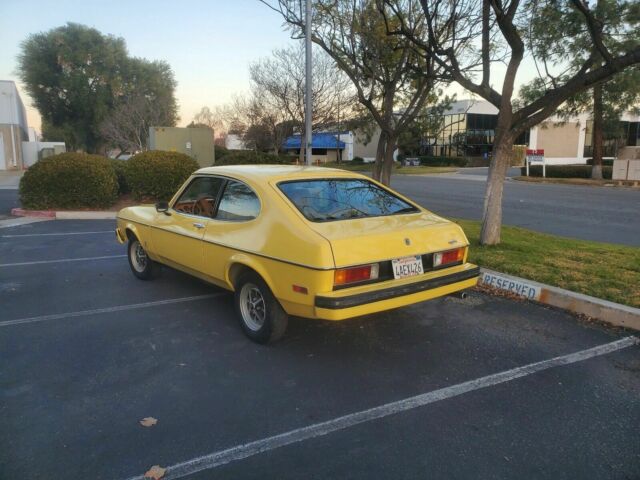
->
234;271;288;344
127;237;160;280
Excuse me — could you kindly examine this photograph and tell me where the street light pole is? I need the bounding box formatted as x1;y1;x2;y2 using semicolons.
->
304;0;313;166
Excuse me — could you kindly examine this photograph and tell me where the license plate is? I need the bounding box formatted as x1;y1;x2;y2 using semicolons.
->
391;255;424;279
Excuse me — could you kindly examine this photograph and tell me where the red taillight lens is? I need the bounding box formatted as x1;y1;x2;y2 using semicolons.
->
433;247;465;267
334;264;379;286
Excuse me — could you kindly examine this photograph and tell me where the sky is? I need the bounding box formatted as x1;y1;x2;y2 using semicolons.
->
0;0;294;132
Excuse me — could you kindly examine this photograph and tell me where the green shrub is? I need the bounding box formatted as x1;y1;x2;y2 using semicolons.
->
125;150;200;200
418;156;467;167
511;145;527;166
110;159;129;194
20;153;118;209
585;158;614;166
215;150;290;165
521;165;613;179
215;145;230;161
351;156;365;164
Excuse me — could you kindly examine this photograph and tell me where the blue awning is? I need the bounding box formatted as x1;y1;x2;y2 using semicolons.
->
283;133;345;149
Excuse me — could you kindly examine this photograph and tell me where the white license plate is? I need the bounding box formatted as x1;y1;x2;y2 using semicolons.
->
391;255;424;279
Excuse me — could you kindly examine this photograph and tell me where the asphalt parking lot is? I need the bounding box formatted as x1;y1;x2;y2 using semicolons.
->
1;219;639;480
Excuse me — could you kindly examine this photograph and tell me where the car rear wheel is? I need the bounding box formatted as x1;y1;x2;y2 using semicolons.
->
127;238;159;280
235;272;288;344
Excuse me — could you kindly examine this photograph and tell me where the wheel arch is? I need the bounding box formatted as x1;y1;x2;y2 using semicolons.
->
226;255;277;295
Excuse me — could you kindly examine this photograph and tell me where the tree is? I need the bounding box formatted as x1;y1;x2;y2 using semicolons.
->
522;0;640;179
386;0;640;244
17;23;178;153
262;0;444;184
249;43;354;160
100;58;178;154
100;94;163;155
18;23;128;152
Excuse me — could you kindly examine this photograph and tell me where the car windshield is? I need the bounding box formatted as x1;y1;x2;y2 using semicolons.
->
278;179;418;222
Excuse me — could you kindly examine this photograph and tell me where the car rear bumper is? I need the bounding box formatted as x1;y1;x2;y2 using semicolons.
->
313;263;479;320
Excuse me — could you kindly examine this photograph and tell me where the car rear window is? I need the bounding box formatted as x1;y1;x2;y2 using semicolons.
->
278;179;418;222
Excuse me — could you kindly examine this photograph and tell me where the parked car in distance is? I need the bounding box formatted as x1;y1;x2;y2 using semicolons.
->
116;165;479;343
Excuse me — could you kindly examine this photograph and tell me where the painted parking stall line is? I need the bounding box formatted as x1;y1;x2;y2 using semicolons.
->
1;230;113;238
122;336;639;480
0;294;225;328
0;254;126;268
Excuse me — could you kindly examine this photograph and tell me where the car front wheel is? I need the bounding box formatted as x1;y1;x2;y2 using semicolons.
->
235;272;288;344
127;237;159;280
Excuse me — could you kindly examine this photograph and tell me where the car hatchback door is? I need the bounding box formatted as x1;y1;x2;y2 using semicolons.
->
152;176;225;274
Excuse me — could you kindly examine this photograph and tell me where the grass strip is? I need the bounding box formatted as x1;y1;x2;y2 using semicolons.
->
455;219;640;308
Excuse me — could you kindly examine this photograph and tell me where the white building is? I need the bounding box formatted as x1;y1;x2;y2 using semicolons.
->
0;80;66;170
431;99;640;165
0;80;29;170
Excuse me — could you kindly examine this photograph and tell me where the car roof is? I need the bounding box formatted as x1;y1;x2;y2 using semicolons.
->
194;164;367;183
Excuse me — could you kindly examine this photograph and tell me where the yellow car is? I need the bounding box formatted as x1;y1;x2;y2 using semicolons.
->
116;165;478;343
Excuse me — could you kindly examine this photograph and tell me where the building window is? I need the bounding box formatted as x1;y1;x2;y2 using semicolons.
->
311;148;327;155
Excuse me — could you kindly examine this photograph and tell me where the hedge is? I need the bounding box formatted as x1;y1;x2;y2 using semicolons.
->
521;165;613;179
215;150;291;165
419;156;468;167
20;153;118;209
215;145;230;161
586;158;614;166
351;156;365;164
125;150;200;200
110;159;129;194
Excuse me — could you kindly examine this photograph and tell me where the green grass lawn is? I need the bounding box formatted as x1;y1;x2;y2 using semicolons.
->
321;162;456;175
455;219;640;308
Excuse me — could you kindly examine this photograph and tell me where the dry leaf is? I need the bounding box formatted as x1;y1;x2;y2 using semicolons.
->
139;417;158;427
144;465;166;479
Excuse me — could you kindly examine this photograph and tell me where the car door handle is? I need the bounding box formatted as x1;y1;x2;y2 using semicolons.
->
193;222;205;229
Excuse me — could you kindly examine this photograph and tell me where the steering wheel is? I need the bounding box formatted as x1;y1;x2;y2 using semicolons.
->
193;196;214;217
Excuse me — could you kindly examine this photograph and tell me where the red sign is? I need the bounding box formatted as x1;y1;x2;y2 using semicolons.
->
526;149;544;155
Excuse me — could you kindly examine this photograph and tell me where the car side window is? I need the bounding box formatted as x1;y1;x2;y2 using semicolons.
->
173;176;225;219
216;181;260;221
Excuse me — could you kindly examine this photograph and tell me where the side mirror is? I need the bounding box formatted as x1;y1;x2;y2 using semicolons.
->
155;201;171;215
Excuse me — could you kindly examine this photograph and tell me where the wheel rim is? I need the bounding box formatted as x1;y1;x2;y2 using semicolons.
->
239;283;266;331
130;240;148;272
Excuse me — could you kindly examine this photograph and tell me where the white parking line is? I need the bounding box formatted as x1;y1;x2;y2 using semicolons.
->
123;336;638;480
1;230;113;238
0;254;126;267
0;294;225;328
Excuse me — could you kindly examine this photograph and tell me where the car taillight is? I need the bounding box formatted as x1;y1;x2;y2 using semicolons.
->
334;264;379;286
433;247;465;267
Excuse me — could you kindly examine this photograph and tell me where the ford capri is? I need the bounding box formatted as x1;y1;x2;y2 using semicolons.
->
116;165;479;343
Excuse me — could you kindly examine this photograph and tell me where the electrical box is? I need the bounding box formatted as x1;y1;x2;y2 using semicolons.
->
612;159;629;180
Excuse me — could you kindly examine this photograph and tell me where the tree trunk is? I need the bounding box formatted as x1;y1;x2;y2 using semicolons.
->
380;135;396;186
591;83;604;180
372;130;388;182
480;133;513;245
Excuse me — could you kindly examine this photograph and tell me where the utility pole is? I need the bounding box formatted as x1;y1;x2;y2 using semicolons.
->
304;0;313;165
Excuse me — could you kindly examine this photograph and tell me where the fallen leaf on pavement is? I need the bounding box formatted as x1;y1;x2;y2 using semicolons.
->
144;465;166;479
139;417;158;427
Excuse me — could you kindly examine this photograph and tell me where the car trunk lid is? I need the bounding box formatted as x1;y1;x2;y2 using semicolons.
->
307;212;469;267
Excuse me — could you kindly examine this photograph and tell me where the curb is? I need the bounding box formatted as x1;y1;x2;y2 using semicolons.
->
10;208;55;218
479;268;640;331
11;208;116;220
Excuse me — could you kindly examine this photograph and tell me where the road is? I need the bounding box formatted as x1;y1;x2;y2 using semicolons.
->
391;172;640;246
1;219;639;479
2;170;639;245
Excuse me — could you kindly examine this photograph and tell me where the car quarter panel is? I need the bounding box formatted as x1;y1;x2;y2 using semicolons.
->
116;206;161;260
200;179;336;308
